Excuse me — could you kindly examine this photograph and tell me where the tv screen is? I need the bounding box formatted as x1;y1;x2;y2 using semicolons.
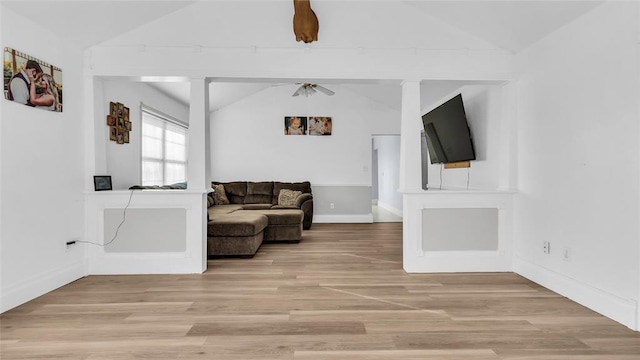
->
421;94;476;164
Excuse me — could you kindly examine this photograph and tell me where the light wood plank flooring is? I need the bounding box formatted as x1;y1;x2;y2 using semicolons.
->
2;223;639;359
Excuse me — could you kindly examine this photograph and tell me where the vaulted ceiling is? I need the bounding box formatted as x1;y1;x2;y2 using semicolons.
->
3;0;603;111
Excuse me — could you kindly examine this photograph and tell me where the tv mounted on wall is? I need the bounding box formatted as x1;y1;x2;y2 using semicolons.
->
421;94;476;164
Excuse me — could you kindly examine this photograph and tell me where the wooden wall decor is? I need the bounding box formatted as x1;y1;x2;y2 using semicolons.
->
293;0;319;43
107;101;131;144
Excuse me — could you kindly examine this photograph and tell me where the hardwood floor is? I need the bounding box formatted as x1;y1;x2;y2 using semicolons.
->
2;223;639;359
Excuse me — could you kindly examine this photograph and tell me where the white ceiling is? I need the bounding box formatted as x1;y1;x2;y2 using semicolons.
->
2;0;604;111
408;1;602;53
2;1;198;50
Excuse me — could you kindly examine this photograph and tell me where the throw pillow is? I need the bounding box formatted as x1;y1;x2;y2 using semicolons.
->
278;189;302;206
212;184;230;205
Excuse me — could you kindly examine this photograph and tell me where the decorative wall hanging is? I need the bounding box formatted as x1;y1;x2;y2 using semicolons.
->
3;47;63;112
108;101;131;144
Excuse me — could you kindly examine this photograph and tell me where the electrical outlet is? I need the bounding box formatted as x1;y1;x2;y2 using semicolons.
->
543;241;550;254
330;203;335;209
562;247;571;261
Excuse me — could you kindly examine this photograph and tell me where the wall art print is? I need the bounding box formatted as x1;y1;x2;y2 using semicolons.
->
3;47;63;112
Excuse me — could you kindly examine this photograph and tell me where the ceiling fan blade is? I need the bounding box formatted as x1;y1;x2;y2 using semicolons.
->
314;84;335;96
292;86;304;97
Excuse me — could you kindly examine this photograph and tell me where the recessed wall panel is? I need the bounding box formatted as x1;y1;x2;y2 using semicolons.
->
104;208;187;252
422;208;498;251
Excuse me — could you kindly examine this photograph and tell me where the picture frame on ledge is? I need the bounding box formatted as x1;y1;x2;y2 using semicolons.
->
93;175;112;191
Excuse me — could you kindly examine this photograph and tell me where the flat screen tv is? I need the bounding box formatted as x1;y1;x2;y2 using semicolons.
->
421;94;476;164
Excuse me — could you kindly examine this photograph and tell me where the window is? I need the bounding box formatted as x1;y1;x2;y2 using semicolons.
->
141;106;188;186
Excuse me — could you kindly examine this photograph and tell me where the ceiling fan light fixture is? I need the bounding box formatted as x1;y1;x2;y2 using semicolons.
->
292;83;334;97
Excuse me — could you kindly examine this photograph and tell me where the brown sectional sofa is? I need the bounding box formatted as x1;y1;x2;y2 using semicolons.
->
213;181;313;229
207;181;313;257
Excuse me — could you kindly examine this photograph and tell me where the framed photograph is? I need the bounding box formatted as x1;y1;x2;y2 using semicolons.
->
4;47;63;112
284;116;307;135
123;131;130;144
109;126;117;141
117;102;124;118
109;102;117;116
93;175;112;191
125;120;132;131
123;106;129;121
106;115;116;126
308;116;332;136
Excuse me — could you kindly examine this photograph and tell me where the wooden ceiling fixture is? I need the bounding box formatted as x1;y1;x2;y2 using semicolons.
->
293;0;319;43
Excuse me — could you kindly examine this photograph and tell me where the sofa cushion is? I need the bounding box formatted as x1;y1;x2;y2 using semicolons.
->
243;209;304;226
211;184;230;205
207;212;268;237
278;189;302;206
207;205;245;220
244;194;272;204
244;182;273;204
218;181;247;204
247;182;274;195
241;203;273;210
272;204;299;210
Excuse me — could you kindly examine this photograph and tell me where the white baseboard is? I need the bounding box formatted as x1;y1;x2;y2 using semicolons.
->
514;257;638;331
313;214;374;223
1;260;86;313
377;201;403;217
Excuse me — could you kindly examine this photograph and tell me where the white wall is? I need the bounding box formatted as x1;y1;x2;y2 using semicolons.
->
425;85;505;190
99;80;189;190
210;85;400;185
373;135;402;214
1;7;86;312
513;2;639;329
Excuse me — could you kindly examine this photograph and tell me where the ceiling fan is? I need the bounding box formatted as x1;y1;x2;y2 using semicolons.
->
292;83;335;97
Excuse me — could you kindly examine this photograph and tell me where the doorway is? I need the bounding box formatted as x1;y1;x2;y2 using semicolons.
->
371;135;402;222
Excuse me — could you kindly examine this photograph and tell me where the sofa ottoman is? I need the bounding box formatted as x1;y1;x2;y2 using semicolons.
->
207;212;268;257
243;209;304;243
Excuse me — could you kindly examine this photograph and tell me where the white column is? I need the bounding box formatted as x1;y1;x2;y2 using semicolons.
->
188;78;209;272
636;2;640;330
399;80;423;193
188;78;209;191
499;81;518;191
